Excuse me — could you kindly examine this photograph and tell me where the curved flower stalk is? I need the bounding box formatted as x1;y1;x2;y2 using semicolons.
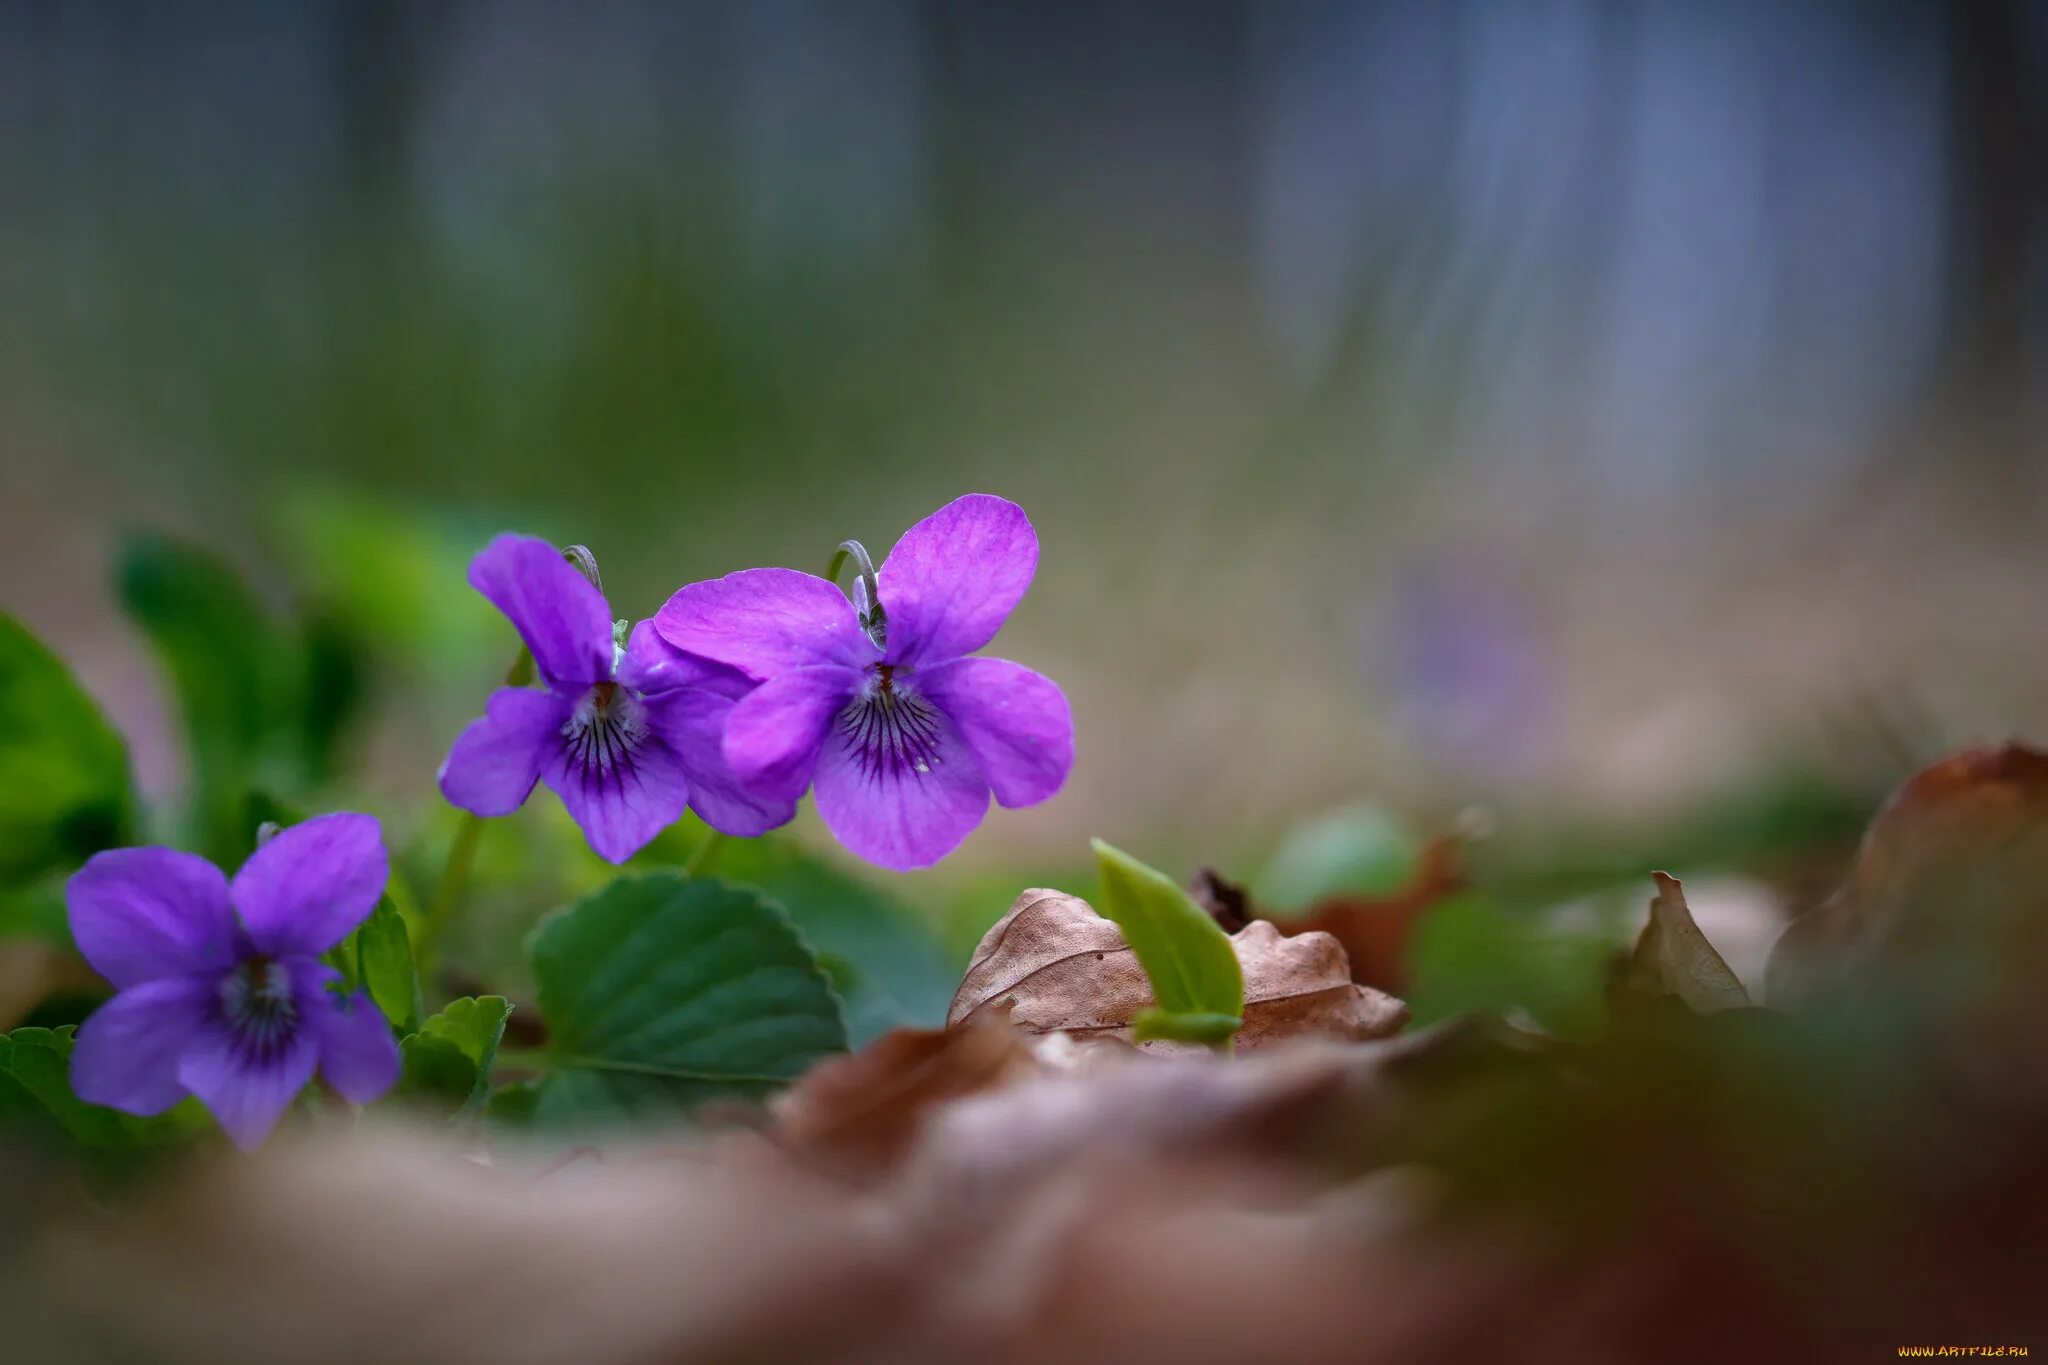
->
656;494;1074;870
439;535;793;864
65;814;400;1150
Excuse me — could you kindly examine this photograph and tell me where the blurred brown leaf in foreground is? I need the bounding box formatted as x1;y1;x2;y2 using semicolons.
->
1768;739;2048;1002
14;746;2048;1362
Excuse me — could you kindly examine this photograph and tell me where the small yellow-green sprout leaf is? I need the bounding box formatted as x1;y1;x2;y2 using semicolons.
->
1090;839;1245;1049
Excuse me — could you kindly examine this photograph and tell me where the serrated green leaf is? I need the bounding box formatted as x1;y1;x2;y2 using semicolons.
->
1091;839;1244;1047
526;874;847;1127
423;994;513;1069
396;1036;476;1118
0;1025;203;1149
0;611;133;885
353;897;420;1032
396;995;512;1120
706;833;958;1045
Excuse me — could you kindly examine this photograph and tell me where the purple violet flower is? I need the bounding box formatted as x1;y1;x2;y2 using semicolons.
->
438;534;794;864
65;814;400;1151
655;494;1074;870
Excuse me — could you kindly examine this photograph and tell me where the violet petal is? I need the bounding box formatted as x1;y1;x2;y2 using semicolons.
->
813;691;990;870
919;656;1075;809
231;812;387;958
177;1019;320;1152
618;620;754;699
719;664;862;801
70;976;212;1116
469;533;613;690
66;847;239;988
439;686;571;817
540;724;694;865
877;494;1038;667
310;987;401;1105
643;690;800;838
654;568;877;679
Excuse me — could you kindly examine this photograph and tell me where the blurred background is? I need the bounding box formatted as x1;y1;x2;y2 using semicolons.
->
3;1;2046;970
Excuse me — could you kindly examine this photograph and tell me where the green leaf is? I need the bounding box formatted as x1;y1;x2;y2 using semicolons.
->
1406;893;1613;1040
0;1025;202;1149
117;533;287;862
1257;805;1417;915
396;996;512;1119
1090;839;1244;1044
526;874;847;1127
0;877;72;949
0;611;133;884
706;832;958;1046
484;1079;541;1128
294;607;368;785
275;493;504;681
353;897;421;1032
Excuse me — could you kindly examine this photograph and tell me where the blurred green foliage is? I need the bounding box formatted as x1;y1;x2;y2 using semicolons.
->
0;1027;205;1154
1255;805;1417;914
117;533;367;864
0;612;133;885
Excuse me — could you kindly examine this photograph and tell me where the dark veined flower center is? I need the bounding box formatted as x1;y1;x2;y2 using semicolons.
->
563;680;649;775
841;665;944;781
217;956;298;1061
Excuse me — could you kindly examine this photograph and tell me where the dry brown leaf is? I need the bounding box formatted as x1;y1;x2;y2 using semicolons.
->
15;1008;2048;1364
1767;740;2048;1003
948;888;1407;1052
768;1013;1044;1179
1617;872;1750;1014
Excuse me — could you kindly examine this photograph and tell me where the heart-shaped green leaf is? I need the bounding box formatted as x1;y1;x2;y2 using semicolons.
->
397;996;512;1119
526;874;846;1127
707;831;958;1045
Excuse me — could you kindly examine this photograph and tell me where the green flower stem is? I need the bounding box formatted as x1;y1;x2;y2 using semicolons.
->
417;644;532;972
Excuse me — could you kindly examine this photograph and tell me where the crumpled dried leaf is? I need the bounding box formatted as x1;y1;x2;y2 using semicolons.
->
1767;741;2048;1004
949;889;1407;1052
1267;828;1468;993
1617;872;1749;1014
768;1013;1044;1179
